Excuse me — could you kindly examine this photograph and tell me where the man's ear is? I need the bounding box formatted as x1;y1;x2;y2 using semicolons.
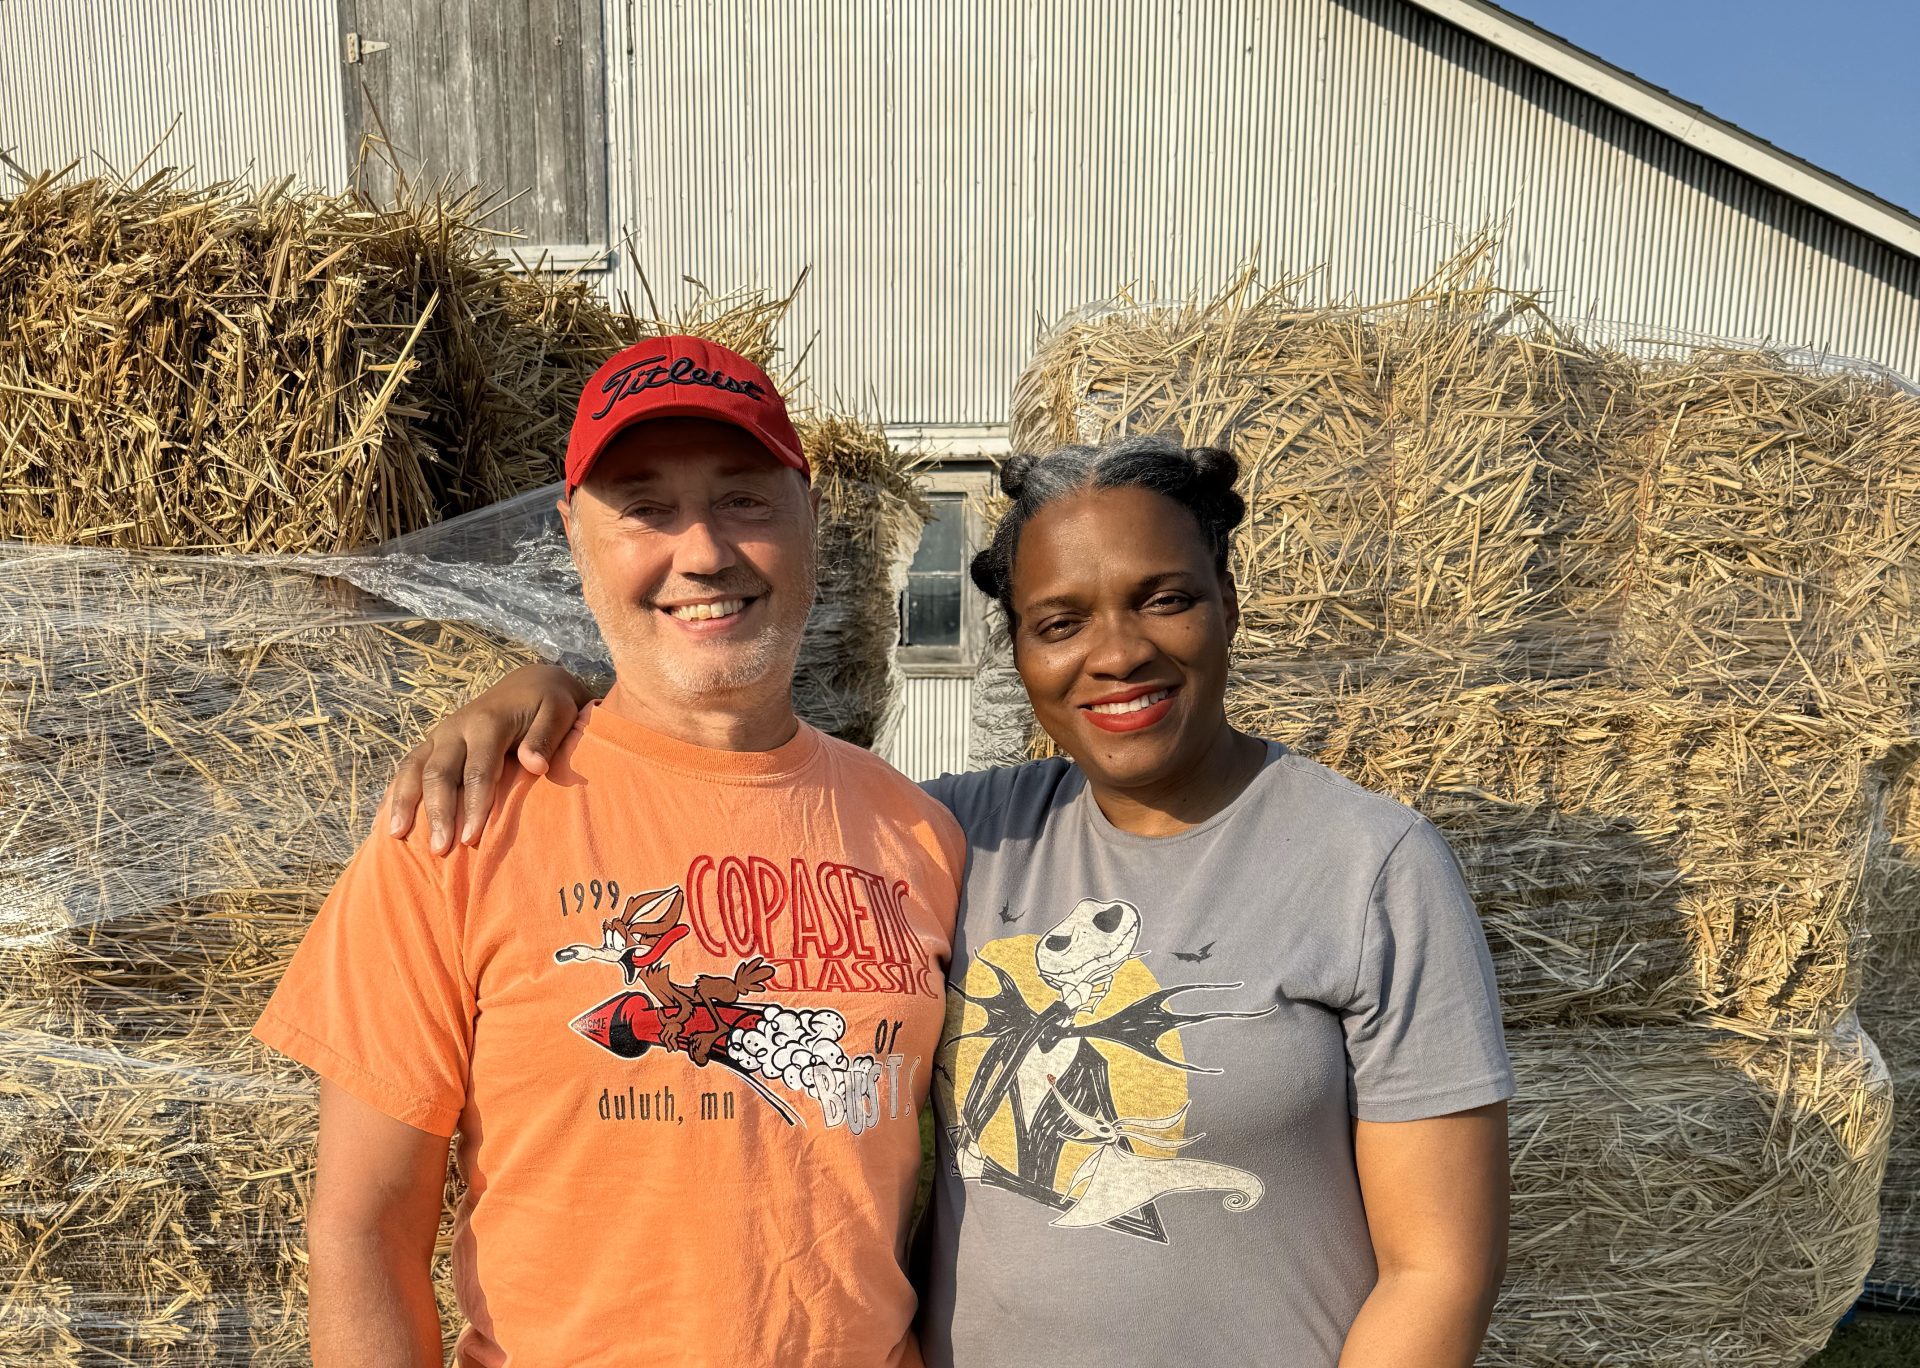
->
806;477;823;519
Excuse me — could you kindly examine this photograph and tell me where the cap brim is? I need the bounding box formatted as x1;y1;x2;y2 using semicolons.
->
570;404;809;492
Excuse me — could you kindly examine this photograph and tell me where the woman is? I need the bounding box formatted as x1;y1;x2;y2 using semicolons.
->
389;436;1512;1366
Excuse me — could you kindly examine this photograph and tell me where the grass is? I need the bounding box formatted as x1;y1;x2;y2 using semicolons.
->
1806;1309;1920;1366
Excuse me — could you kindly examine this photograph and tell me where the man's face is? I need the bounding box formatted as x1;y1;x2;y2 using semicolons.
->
560;418;818;702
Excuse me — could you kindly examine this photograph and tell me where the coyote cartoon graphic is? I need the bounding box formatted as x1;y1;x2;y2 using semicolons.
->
554;883;875;1128
555;886;774;1065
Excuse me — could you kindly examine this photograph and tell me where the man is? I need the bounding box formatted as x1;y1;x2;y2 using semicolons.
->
254;336;965;1368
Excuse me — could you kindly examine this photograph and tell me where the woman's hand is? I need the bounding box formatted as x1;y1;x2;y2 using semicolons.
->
385;664;595;854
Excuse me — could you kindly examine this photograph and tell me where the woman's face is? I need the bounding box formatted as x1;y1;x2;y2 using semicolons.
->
1008;484;1239;793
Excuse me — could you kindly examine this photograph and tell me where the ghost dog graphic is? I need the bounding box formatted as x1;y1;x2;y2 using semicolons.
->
557;885;884;1129
941;897;1272;1242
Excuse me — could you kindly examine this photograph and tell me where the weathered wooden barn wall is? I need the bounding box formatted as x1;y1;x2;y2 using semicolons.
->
337;0;608;250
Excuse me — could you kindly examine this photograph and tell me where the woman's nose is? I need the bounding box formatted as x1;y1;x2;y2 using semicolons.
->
1083;616;1157;677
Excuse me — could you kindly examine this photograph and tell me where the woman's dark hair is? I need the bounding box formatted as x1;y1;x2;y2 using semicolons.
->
968;434;1246;623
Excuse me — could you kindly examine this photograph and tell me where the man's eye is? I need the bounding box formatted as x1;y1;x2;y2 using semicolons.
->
1036;618;1079;638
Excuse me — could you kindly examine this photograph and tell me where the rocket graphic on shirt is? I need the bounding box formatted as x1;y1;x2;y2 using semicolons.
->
554;884;900;1131
935;897;1273;1243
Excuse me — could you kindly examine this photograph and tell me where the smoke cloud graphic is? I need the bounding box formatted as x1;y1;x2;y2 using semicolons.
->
729;1006;849;1101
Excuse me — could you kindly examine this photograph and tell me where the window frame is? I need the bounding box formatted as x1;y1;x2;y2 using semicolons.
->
896;469;995;677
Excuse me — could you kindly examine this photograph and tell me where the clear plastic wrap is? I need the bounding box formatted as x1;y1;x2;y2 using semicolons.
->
0;444;921;1361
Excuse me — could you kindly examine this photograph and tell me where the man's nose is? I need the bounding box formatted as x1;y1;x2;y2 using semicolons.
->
670;513;737;577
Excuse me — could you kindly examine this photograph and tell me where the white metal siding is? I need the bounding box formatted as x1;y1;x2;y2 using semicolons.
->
606;0;1920;418
882;675;972;781
0;0;347;190
7;0;1918;402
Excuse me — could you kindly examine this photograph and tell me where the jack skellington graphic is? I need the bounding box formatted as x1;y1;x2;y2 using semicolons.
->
941;897;1272;1243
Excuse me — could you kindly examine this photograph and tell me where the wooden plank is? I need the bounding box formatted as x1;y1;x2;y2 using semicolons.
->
528;0;565;245
469;0;510;222
554;0;586;244
501;0;539;240
367;0;417;202
578;0;609;242
429;0;458;199
333;0;365;186
442;0;479;205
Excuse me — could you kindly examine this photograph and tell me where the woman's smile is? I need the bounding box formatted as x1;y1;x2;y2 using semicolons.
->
1081;684;1180;732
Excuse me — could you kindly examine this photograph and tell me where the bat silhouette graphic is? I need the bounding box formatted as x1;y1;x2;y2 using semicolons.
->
997;903;1021;923
1172;941;1216;963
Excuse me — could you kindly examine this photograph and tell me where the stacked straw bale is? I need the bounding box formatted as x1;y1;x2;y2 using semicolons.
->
1493;1024;1891;1367
1863;752;1920;1295
0;169;924;1359
0;547;536;1364
1007;262;1920;1030
998;257;1920;1364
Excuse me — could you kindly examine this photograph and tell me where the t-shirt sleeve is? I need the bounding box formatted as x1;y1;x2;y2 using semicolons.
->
252;825;476;1136
1341;815;1514;1123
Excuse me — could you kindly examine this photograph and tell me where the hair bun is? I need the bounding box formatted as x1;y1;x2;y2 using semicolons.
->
998;451;1041;498
1186;444;1241;490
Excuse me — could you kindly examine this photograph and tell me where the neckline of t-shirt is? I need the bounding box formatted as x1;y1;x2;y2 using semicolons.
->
1070;740;1288;847
576;689;827;783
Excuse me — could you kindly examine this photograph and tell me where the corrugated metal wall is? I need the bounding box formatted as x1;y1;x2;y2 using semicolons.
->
883;676;973;781
609;0;1920;418
0;0;347;190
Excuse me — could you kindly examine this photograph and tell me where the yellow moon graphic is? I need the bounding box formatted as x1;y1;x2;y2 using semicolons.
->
938;934;1190;1194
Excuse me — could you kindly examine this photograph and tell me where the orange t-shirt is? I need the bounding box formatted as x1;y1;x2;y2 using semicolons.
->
254;692;963;1368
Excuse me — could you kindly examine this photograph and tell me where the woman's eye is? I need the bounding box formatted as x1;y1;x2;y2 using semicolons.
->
1147;593;1194;611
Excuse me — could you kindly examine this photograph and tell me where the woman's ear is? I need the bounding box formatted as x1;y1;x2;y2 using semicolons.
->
1221;570;1241;639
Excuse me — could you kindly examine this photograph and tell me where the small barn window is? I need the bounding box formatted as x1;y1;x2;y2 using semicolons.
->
901;493;966;649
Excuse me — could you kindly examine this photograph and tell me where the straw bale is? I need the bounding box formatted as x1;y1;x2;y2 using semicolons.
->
795;415;930;748
1234;675;1884;1026
1492;1020;1891;1367
1012;260;1572;678
0;168;625;552
0;546;541;940
0;351;923;1357
0;165;925;1355
0;1022;466;1365
999;261;1920;1028
1863;752;1920;1293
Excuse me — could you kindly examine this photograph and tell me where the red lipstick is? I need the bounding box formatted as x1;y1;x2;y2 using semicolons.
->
1080;685;1178;733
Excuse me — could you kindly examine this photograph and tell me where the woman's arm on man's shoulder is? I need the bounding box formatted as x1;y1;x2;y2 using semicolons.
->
385;663;597;854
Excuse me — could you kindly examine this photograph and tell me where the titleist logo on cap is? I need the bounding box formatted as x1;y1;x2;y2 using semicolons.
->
590;354;769;420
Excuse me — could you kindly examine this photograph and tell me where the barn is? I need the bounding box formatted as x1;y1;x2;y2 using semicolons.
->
5;0;1919;779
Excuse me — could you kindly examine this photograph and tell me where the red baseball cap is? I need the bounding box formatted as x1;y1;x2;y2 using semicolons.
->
564;335;809;494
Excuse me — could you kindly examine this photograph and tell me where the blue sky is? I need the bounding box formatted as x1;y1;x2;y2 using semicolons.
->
1493;1;1920;215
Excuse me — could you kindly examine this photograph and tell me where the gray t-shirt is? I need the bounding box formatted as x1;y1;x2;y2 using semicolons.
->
916;743;1513;1368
